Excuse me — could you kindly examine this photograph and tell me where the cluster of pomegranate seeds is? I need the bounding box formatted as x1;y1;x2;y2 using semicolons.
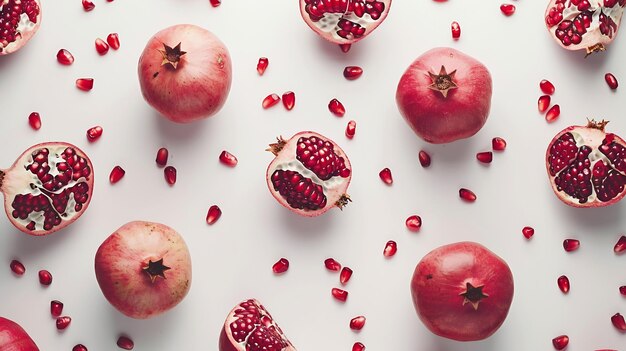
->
605;73;619;90
82;0;95;11
86;126;103;142
500;3;515;16
538;95;551;113
563;239;580;252
492;137;507;151
50;300;63;317
331;288;348;302
545;105;561;123
349;316;366;330
352;342;365;351
164;166;177;185
379;168;393;185
38;270;52;286
405;215;422;231
219;150;238;167
109;166;125;184
206;205;222;225
340;267;353;285
155;148;169;166
383;240;397;257
95;38;109;55
459;188;477;202
28;112;41;130
262;94;281;109
73;344;88;351
345;120;356;139
537;79;560;122
522;226;535;239
343;66;363;80
56;49;74;65
117;336;134;349
257;57;268;75
210;0;221;7
56;316;72;330
282;91;295;110
557;275;570;293
552;335;569;350
418;150;431;167
451;21;461;39
76;78;94;91
615;235;626;254
324;258;341;271
10;260;25;275
476;151;493;164
540;79;556;95
272;258;289;274
328;98;345;117
611;313;626;331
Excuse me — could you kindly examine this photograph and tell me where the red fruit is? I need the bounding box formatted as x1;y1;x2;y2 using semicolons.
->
545;0;625;55
0;142;94;236
411;241;514;341
76;78;94;91
219;299;296;351
10;259;25;275
50;300;63;317
299;0;391;45
546;120;626;207
38;270;52;286
328;98;345;117
418;150;431;167
138;24;232;123
0;317;39;350
28;112;41;130
164;166;177;185
522;226;535;239
546;104;561;122
156;148;168;167
459;188;477;202
563;239;580;252
266;131;352;217
557;275;570;293
397;47;492;144
107;33;120;50
210;0;221;7
343;66;363;80
538;95;551;113
540;79;556;95
219;151;238;167
282;91;295;110
346;120;357;139
94;221;192;319
95;38;109;55
116;336;134;350
476;151;493;164
379;167;393;185
82;0;95;11
56;49;74;65
257;57;268;75
605;73;619;90
56;316;71;330
500;3;515;16
352;342;365;351
206;205;222;225
340;266;353;284
262;94;281;109
615;235;626;253
383;240;397;257
350;316;366;330
272;258;289;274
451;21;461;39
611;313;626;331
552;335;569;350
406;215;422;231
73;344;88;351
324;258;341;271
109;166;125;184
86;126;103;142
492;137;507;151
0;0;41;56
332;288;348;302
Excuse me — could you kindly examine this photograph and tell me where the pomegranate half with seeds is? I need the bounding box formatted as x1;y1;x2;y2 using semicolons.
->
0;317;39;350
266;131;352;217
546;119;626;207
545;0;625;55
219;299;296;351
0;0;41;55
0;142;94;236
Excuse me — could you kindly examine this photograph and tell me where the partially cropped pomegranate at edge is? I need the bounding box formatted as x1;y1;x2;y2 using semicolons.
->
411;241;514;341
0;142;94;236
94;221;192;319
396;47;492;144
546;119;626;207
0;317;39;350
266;131;352;217
138;24;232;123
0;0;41;56
219;299;296;351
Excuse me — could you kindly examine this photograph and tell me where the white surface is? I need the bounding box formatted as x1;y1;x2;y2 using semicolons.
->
1;1;625;350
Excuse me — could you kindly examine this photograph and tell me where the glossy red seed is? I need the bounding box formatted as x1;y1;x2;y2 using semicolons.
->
538;95;551;113
476;151;493;164
540;79;556;95
206;205;222;225
50;300;63;317
117;336;134;350
10;260;25;275
210;0;221;7
343;66;363;80
350;316;366;330
282;91;295;110
500;3;516;16
82;0;95;11
56;316;71;330
272;258;289;274
38;270;52;286
557;275;570;293
340;267;353;285
324;258;341;272
219;150;238;167
605;73;618;90
339;44;351;53
73;344;88;351
76;78;94;91
328;98;345;117
95;38;109;55
492;137;507;151
545;104;560;123
563;239;580;252
418;150;431;167
614;235;626;254
611;313;626;331
257;57;268;75
109;166;125;184
164;166;177;185
28;112;41;130
107;33;120;50
352;342;365;351
262;94;280;109
406;215;422;231
345;120;357;139
552;335;569;350
331;288;348;302
522;226;535;239
451;21;461;39
383;240;397;257
379;168;393;185
56;49;74;65
86;126;103;142
620;286;626;295
156;148;168;167
459;188;477;202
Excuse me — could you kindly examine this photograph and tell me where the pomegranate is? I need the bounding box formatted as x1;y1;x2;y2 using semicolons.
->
545;0;625;55
410;241;514;341
299;0;391;46
396;47;492;144
546;119;626;207
138;24;232;123
219;299;296;351
94;221;192;319
266;131;352;217
0;317;39;350
0;142;94;236
0;0;41;55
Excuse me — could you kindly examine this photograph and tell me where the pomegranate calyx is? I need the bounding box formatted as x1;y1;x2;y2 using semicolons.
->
586;118;609;131
266;137;287;156
585;43;606;57
460;282;489;310
335;194;352;210
159;43;186;69
427;65;458;98
143;258;171;282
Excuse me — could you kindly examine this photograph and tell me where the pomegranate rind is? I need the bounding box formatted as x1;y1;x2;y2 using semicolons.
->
0;0;42;56
0;317;40;350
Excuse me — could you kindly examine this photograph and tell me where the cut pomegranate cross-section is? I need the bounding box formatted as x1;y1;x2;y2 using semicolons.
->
0;0;42;55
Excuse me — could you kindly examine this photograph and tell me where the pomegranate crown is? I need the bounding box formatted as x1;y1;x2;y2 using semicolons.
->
159;42;186;69
586;118;609;131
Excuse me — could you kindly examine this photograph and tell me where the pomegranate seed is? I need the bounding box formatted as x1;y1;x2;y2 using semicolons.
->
340;267;353;285
540;79;556;95
262;94;280;109
82;0;95;11
406;215;422;231
379;168;393;185
56;49;74;65
383;240;397;257
56;316;71;330
476;151;493;164
339;44;351;53
28;112;41;130
9;260;25;275
500;3;516;16
459;188;477;202
51;300;64;317
256;57;268;75
343;66;363;80
164;166;177;185
614;235;626;254
611;313;626;331
210;0;221;7
219;150;238;167
451;21;461;39
282;91;295;110
117;336;134;350
95;38;109;55
563;239;580;252
552;335;569;350
272;258;289;274
492;137;507;151
418;150;431;167
107;33;120;50
109;166;125;184
604;73;619;90
73;344;88;351
538;95;551;113
156;148;169;167
557;275;570;293
86;126;103;142
545;104;561;123
522;226;535;239
352;342;365;351
328;98;345;117
76;78;94;91
331;288;348;302
38;270;52;286
206;205;222;225
324;258;341;272
345;120;356;139
350;316;366;330
620;286;626;295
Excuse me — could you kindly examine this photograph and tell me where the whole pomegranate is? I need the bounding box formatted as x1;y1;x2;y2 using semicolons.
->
545;0;625;55
546;119;626;207
396;47;492;144
219;299;296;351
266;131;352;217
410;241;514;341
0;317;39;350
0;0;41;56
0;142;94;236
94;221;192;319
138;24;232;123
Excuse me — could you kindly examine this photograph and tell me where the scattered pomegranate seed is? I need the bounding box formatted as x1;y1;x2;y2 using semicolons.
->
73;344;88;351
545;104;560;123
451;21;461;39
331;288;348;302
328;98;346;117
540;79;556;95
38;270;52;286
56;316;72;330
56;49;74;65
605;73;618;90
95;38;109;55
339;44;351;53
383;240;398;257
343;66;363;80
28;112;41;130
500;3;516;16
352;342;365;351
109;166;125;184
156;148;169;167
262;94;280;109
379;168;393;185
492;137;507;151
164;166;177;185
405;215;422;231
76;78;94;91
522;226;535;239
9;260;25;275
206;205;222;225
552;335;569;350
210;0;221;7
218;150;238;167
350;316;366;330
345;120;356;139
107;33;120;50
50;300;64;317
611;313;626;331
272;258;289;274
282;91;295;110
620;286;626;295
538;95;551;113
476;151;493;164
614;235;626;254
256;57;268;75
117;336;134;350
82;0;95;11
459;188;477;202
324;258;341;272
340;267;353;285
557;275;570;294
563;239;580;252
86;126;103;142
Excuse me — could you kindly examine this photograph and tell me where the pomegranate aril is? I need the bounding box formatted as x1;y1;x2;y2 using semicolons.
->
82;0;95;11
611;313;626;331
76;78;94;91
164;166;177;185
383;240;397;257
324;258;341;272
545;104;561;123
500;3;516;16
262;94;280;109
615;235;626;254
38;270;52;286
350;316;366;330
56;49;74;65
51;300;64;317
476;151;493;163
10;260;25;275
219;150;238;167
522;226;535;239
272;258;289;274
156;148;168;167
95;38;109;55
86;126;103;142
282;91;295;110
73;344;88;351
328;98;345;117
563;239;580;252
331;288;348;302
418;150;431;167
538;95;551;113
557;275;570;293
379;168;393;185
353;342;365;351
540;79;556;95
343;66;363;80
459;188;477;202
107;33;120;50
345;120;356;139
28;112;41;130
451;21;461;39
605;73;619;90
406;215;422;231
109;166;125;184
117;336;134;350
206;205;222;225
256;57;268;75
339;43;351;53
492;137;507;151
552;335;569;350
620;286;626;295
340;267;353;285
56;316;71;330
210;0;221;7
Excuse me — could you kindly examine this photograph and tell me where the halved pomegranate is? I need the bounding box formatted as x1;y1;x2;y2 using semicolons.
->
266;131;351;217
0;142;94;236
219;299;296;351
546;120;626;207
0;0;41;55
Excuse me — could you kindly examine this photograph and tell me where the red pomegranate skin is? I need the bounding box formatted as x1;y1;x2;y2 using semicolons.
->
410;241;514;341
0;317;39;351
396;47;492;144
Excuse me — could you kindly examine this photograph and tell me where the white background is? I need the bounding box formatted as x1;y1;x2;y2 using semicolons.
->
1;0;625;350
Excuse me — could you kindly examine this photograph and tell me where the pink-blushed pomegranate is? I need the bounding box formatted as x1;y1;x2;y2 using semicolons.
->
299;0;391;46
138;24;232;123
219;299;296;351
94;221;192;319
545;0;625;55
0;317;39;350
0;0;41;56
266;132;352;217
411;241;514;341
546;120;626;207
0;142;94;236
396;47;492;144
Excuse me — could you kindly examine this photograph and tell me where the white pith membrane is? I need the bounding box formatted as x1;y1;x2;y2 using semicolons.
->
0;0;40;54
226;299;295;351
